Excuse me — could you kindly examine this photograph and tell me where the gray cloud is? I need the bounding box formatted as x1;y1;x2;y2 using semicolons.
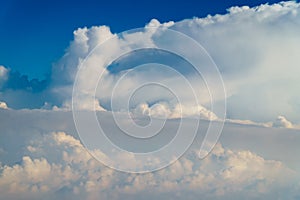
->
0;66;49;109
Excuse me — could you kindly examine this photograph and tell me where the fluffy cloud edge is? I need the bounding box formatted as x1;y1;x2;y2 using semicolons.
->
0;131;299;200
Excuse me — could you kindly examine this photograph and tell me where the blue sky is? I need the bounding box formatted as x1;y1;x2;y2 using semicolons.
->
0;0;285;79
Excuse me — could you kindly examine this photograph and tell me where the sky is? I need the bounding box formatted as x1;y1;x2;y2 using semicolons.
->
0;0;287;79
0;0;300;200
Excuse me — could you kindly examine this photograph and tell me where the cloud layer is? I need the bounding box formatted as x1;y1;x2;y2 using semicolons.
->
0;104;299;199
0;130;299;200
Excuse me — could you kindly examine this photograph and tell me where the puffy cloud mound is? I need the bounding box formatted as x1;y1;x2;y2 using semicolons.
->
132;102;218;120
1;1;300;124
0;131;299;200
273;115;294;128
43;1;300;125
0;101;8;109
173;1;300;123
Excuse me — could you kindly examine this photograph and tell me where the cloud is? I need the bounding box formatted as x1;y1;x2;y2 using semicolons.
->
49;26;115;109
0;101;8;109
1;2;299;125
132;102;218;120
171;1;300;123
0;108;299;199
1;2;300;199
273;115;294;128
225;118;272;128
53;1;300;124
0;66;48;92
0;65;49;109
0;130;299;200
0;65;9;87
226;115;300;130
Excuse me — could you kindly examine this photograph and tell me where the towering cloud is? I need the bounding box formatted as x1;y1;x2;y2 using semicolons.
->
0;1;299;124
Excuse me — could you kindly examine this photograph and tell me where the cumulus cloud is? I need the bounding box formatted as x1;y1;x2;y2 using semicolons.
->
0;66;48;92
273;115;294;128
1;3;300;199
0;65;49;109
51;1;300;124
0;101;8;109
49;26;116;109
0;131;298;200
172;1;300;123
132;102;218;120
0;108;299;199
52;20;219;118
1;2;299;125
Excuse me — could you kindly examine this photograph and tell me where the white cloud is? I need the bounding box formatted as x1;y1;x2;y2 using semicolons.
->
0;101;8;109
0;2;299;125
273;115;294;128
132;102;218;120
46;1;300;125
172;1;300;123
0;131;298;200
226;118;272;128
1;3;300;198
226;115;300;130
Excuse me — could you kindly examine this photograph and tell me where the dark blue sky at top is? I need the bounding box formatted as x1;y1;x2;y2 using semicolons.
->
0;0;288;79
